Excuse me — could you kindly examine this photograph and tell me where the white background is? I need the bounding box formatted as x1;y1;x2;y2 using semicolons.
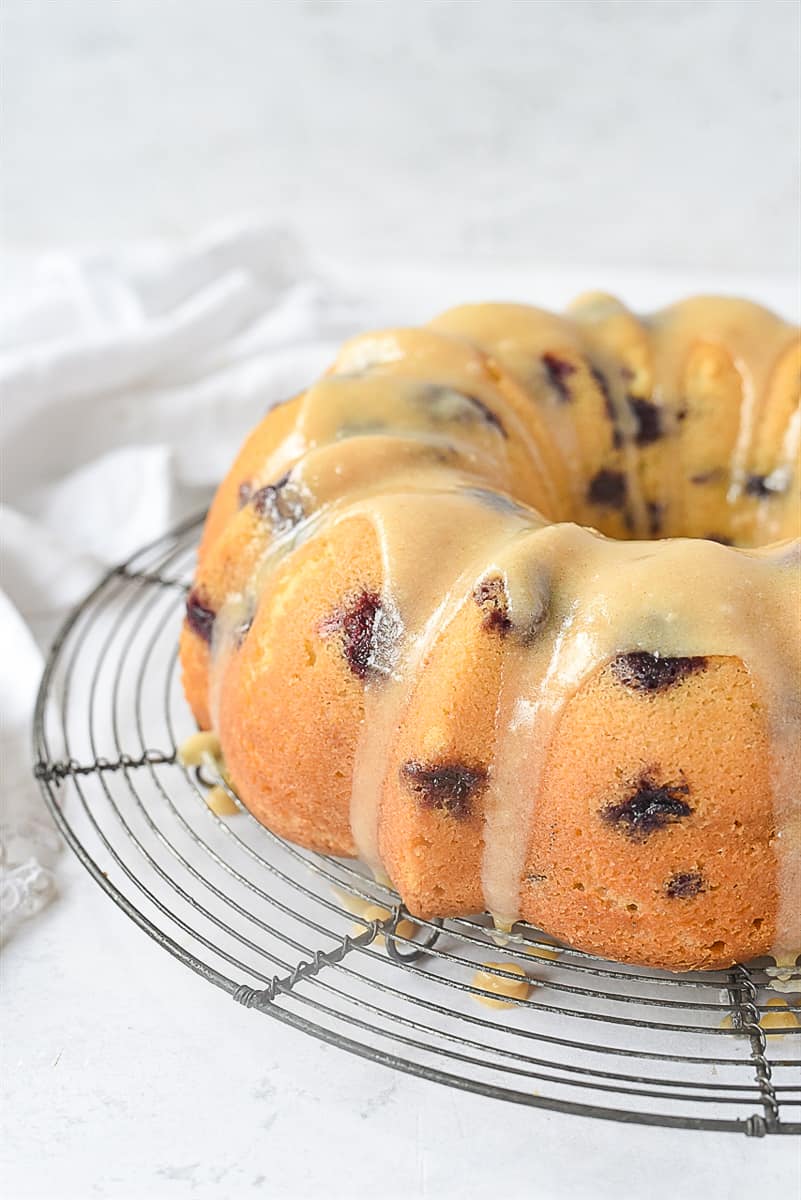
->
3;0;800;275
2;2;800;1198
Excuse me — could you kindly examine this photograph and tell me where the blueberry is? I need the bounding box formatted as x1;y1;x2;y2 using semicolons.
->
590;366;622;448
185;591;216;644
473;575;512;635
541;354;577;404
421;385;506;438
628;396;663;446
587;468;627;509
400;760;487;819
319;590;400;680
611;652;707;692
252;473;306;531
665;871;705;899
745;474;785;499
601;774;692;840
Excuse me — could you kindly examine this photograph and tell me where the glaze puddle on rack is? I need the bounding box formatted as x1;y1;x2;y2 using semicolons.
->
33;515;801;1136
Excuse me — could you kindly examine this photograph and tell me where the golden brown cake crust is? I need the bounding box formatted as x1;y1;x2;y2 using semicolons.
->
180;296;801;971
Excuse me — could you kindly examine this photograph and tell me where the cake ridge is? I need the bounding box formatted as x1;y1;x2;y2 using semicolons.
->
181;295;800;970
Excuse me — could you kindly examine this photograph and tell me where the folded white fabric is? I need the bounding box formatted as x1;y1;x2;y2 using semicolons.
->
0;221;369;938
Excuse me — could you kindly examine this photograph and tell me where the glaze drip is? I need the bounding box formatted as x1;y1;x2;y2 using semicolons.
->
198;296;801;962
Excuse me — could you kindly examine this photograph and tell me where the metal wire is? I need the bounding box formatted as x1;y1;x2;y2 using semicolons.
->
33;513;801;1137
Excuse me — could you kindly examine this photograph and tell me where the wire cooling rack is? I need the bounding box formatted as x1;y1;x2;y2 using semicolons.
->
33;513;800;1137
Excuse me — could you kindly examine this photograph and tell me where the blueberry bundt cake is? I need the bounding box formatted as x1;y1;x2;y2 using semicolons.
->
180;294;800;971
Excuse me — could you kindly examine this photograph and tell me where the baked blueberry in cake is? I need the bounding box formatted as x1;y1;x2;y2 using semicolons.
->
180;295;800;970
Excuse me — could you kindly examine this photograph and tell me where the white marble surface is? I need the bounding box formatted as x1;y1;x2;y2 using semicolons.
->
2;3;801;1197
3;851;799;1200
2;0;800;274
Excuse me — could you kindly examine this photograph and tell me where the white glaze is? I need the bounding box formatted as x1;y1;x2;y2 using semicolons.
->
204;297;800;960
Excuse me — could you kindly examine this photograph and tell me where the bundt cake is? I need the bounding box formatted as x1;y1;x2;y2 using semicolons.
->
180;293;801;972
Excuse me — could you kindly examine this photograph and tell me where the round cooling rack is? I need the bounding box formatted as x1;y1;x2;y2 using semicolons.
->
33;513;801;1137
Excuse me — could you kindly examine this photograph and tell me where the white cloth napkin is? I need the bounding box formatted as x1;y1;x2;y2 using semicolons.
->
0;221;372;938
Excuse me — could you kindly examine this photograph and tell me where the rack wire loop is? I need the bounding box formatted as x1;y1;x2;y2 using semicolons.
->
32;513;801;1137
